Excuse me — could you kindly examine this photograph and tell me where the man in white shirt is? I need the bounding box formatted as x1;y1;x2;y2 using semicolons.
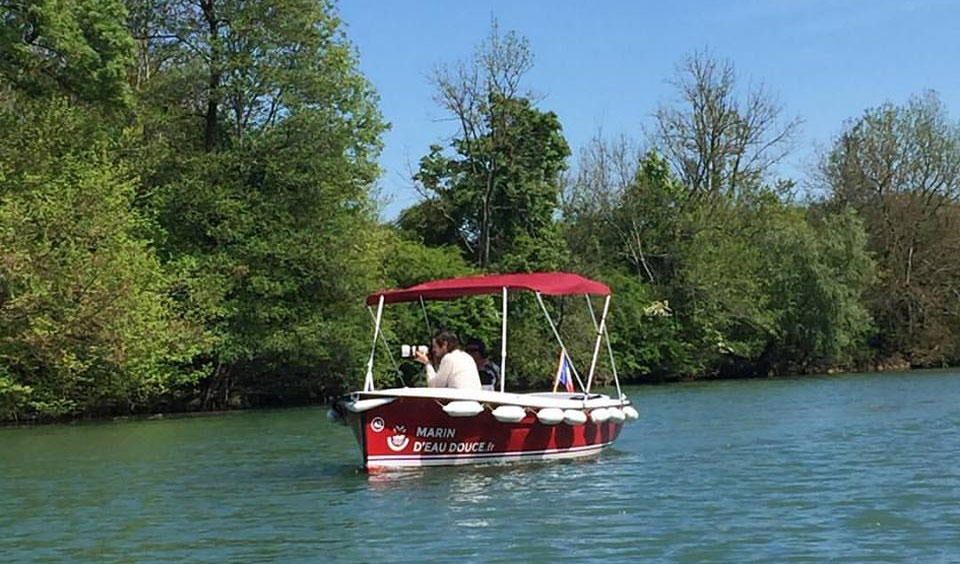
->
413;331;482;390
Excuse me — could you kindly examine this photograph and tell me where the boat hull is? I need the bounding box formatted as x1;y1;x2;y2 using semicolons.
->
340;396;624;471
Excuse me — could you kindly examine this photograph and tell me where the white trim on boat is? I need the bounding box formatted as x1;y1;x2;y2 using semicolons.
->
367;442;613;468
351;387;630;410
345;397;397;412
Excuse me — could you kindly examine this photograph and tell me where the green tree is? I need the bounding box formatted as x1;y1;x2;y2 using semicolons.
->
769;207;875;369
565;143;686;283
0;0;133;106
563;143;716;377
127;0;388;403
564;134;874;379
822;91;960;364
128;0;382;152
395;23;575;389
409;22;570;271
676;194;874;375
0;97;201;419
411;95;571;271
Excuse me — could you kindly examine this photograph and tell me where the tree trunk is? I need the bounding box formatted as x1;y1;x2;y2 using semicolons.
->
202;0;220;151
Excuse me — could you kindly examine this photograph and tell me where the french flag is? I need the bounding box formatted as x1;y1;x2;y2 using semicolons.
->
555;349;575;393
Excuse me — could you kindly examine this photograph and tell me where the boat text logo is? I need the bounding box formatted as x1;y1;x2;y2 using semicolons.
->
387;425;409;452
370;417;385;433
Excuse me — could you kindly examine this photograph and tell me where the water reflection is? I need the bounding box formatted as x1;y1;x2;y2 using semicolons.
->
448;469;493;504
3;374;960;563
365;468;428;489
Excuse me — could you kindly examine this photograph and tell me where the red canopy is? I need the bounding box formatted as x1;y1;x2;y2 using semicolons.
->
366;272;610;306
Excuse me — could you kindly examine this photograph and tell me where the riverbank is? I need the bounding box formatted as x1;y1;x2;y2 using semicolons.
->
4;363;956;426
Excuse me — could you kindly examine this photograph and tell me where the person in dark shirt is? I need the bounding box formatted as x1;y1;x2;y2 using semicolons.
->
465;339;500;391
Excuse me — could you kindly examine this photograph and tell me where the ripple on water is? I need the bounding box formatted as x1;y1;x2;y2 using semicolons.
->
3;373;960;562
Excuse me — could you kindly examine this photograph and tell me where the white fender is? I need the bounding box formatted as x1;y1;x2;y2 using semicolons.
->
492;404;526;423
623;406;639;420
608;407;626;422
590;407;610;423
562;409;587;426
443;400;484;417
536;407;564;425
345;398;396;413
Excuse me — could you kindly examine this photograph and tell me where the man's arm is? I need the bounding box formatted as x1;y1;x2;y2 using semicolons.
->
425;362;445;387
416;350;448;387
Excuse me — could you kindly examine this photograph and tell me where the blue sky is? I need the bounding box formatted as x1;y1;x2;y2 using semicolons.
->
337;0;960;219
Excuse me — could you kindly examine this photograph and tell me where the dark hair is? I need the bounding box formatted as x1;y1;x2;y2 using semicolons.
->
432;330;460;350
464;338;486;356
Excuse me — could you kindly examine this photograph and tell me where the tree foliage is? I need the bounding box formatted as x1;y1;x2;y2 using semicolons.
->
564;127;873;379
0;0;391;418
126;0;388;405
409;21;570;271
0;97;201;420
672;192;874;374
0;0;134;105
0;8;952;421
822;91;960;364
395;22;579;388
654;50;801;201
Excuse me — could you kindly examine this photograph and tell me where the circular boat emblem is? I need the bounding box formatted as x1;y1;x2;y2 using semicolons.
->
387;433;409;452
370;417;385;432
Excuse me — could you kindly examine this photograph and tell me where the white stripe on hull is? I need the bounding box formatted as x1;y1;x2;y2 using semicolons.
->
367;442;613;468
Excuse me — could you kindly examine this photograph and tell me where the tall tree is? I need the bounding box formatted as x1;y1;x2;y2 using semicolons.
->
674;194;874;375
0;1;200;420
128;0;380;152
654;50;801;201
406;22;570;270
128;0;388;403
564;133;873;378
822;91;960;364
564;139;684;283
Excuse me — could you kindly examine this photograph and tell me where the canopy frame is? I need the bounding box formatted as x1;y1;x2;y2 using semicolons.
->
366;272;610;306
364;295;385;392
535;292;586;393
362;272;616;394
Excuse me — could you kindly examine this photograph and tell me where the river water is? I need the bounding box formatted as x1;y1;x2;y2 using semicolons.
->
3;370;960;562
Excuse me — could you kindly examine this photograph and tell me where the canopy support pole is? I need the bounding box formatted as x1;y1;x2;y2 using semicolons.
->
604;323;623;403
500;286;507;393
585;294;597;327
535;292;586;392
368;306;406;388
419;296;433;337
364;295;385;391
586;295;611;394
585;294;621;401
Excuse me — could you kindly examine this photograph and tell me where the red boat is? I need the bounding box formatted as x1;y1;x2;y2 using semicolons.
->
333;272;639;471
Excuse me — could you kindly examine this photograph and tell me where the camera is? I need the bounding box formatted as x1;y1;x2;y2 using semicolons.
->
400;345;429;358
